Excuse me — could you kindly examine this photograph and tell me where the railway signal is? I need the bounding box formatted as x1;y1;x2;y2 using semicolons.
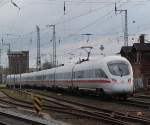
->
33;95;43;114
99;45;104;55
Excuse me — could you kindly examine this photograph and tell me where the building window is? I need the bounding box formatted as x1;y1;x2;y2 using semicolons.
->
136;52;141;64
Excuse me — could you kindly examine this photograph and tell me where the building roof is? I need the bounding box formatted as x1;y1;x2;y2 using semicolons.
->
8;51;29;55
120;43;150;54
133;43;150;51
120;46;132;54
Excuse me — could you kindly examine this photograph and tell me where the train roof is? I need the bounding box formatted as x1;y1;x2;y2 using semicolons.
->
74;55;129;70
7;55;129;78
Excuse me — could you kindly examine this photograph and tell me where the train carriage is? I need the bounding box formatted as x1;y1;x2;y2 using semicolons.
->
6;55;133;98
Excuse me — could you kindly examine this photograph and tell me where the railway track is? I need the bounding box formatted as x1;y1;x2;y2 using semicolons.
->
116;94;150;109
0;121;10;125
0;89;126;125
0;107;51;125
16;89;150;125
115;99;150;109
2;89;150;124
133;94;150;99
0;91;64;111
0;90;65;125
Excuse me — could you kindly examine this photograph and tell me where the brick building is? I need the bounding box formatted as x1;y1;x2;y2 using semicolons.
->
120;34;150;89
7;51;29;74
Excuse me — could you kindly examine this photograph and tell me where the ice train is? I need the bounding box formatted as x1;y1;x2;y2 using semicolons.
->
6;55;134;98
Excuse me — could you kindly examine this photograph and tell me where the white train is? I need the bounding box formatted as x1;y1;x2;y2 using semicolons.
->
6;55;133;98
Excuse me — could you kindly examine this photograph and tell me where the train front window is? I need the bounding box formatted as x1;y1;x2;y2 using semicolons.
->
108;61;129;76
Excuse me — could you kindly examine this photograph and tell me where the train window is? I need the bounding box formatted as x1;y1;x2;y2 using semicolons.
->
56;73;61;79
83;69;93;78
43;75;46;80
95;69;108;78
46;74;53;80
74;71;78;78
23;77;26;80
64;72;71;79
75;70;94;79
108;62;129;76
75;71;84;78
28;77;32;80
55;72;71;79
63;73;66;79
36;75;43;80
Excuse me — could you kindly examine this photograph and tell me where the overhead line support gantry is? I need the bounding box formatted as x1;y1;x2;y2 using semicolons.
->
115;3;128;46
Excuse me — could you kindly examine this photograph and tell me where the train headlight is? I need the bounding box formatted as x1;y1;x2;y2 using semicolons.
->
128;78;132;84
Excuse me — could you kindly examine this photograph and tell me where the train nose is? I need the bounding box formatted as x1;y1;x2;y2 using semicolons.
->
112;83;133;94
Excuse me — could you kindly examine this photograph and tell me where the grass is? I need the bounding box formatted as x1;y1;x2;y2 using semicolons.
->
0;88;33;102
0;84;6;89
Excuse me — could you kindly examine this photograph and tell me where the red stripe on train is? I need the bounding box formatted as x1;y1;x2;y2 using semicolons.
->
17;79;111;84
73;80;111;83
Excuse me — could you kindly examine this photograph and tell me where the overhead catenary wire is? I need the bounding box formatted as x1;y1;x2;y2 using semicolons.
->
13;2;114;38
27;0;150;5
6;1;124;50
8;0;147;41
0;2;132;50
11;1;121;36
62;9;115;41
3;2;115;43
2;0;150;67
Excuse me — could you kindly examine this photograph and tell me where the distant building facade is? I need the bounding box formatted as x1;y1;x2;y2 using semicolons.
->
8;51;29;74
120;34;150;89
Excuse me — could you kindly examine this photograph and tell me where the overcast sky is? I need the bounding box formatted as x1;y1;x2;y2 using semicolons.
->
0;0;150;67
